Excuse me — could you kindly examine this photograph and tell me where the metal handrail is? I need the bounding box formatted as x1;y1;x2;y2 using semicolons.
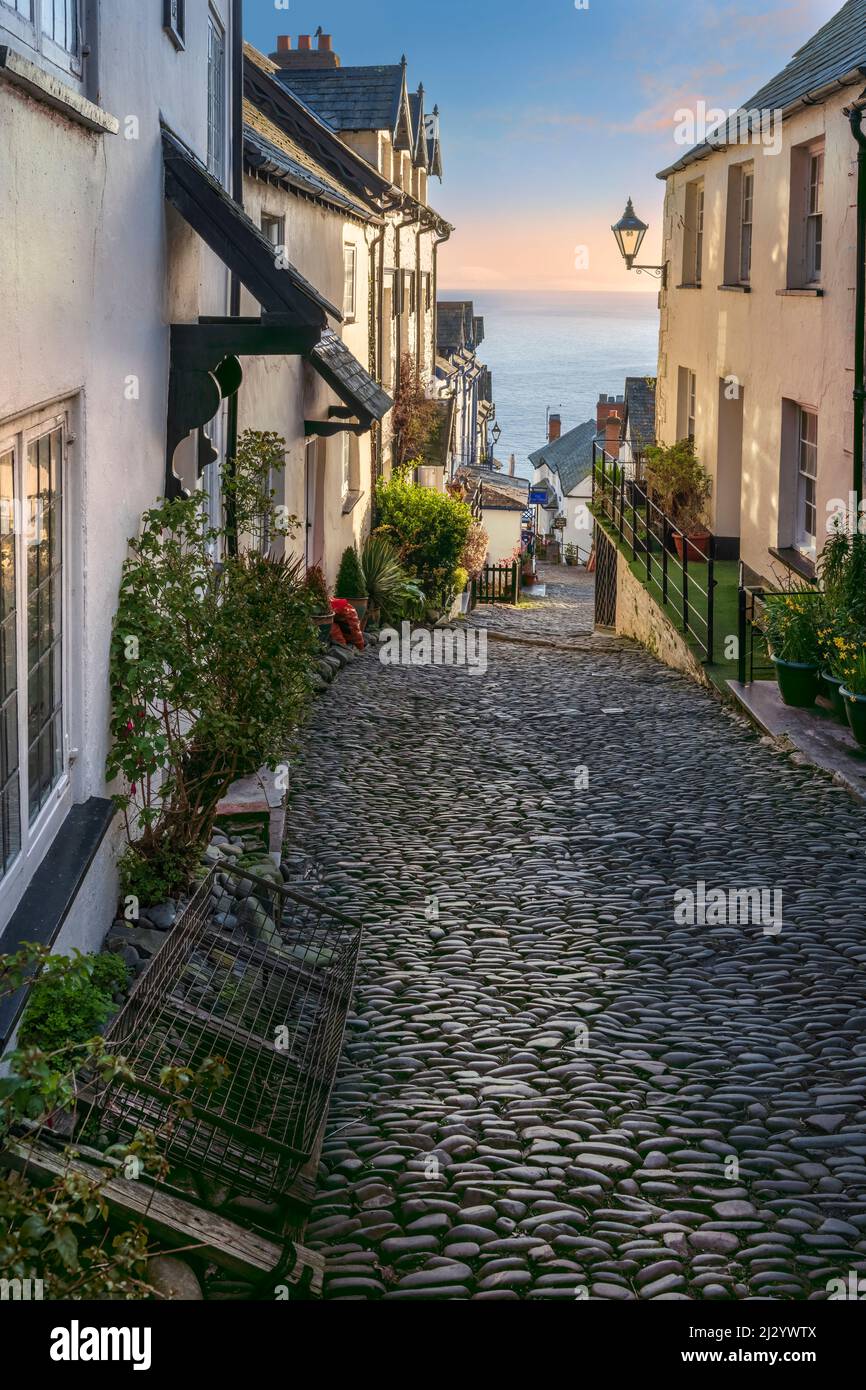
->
591;445;717;663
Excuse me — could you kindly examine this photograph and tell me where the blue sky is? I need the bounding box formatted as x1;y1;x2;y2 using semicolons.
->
245;0;842;290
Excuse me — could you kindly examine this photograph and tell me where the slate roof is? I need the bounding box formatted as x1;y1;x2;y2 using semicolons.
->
529;418;598;496
244;46;392;205
275;65;407;134
308;329;393;421
437;301;478;354
658;0;866;177
622;377;657;450
243;104;375;221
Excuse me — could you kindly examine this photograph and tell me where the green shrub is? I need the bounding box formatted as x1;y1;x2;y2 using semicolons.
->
335;545;367;599
375;478;472;612
19;951;130;1054
304;564;331;612
108;452;318;899
644;437;711;532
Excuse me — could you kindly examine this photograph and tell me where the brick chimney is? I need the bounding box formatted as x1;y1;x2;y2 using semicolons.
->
269;32;341;69
509;453;516;477
548;413;562;443
604;413;623;461
597;391;623;433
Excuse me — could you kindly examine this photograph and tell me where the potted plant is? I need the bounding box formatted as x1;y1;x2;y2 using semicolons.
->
565;543;578;567
644;438;712;563
762;589;822;708
840;648;866;748
453;566;471;615
305;565;335;645
335;545;368;624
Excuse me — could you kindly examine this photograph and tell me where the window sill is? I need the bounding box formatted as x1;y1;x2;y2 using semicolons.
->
769;546;817;581
0;44;119;134
776;287;824;297
0;797;116;1051
342;489;365;516
718;283;751;293
676;283;702;290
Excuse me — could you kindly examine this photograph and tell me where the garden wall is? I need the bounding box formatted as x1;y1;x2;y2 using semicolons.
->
614;551;711;690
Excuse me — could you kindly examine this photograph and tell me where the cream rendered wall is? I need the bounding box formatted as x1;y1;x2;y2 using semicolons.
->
0;1;236;939
483;509;523;565
657;94;856;581
239;175;375;584
564;478;594;557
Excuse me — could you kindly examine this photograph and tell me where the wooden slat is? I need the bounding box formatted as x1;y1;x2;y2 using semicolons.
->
2;1139;324;1295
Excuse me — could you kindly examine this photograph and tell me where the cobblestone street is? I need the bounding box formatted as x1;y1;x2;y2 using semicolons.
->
285;576;866;1301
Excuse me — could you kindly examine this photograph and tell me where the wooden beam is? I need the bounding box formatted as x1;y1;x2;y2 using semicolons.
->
2;1138;324;1296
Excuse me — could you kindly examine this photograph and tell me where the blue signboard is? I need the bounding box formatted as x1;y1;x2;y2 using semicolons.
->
529;489;547;504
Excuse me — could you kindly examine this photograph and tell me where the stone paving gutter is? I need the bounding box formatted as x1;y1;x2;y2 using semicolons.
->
284;580;866;1301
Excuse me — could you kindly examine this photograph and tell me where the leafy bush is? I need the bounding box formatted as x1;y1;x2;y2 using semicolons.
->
391;353;441;469
375;478;473;613
19;951;129;1054
108;445;318;899
304;564;331;613
820;527;866;629
459;521;489;579
644;438;711;533
1;944;228;1299
222;429;298;553
763;589;823;664
335;545;367;599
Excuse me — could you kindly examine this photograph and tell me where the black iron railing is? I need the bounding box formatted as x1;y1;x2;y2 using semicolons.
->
736;566;822;685
592;445;717;663
472;560;519;606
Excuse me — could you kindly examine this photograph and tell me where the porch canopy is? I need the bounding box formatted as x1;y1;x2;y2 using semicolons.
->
307;329;393;431
161;127;391;490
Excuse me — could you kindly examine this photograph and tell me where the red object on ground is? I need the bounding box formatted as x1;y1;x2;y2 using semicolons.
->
330;622;347;645
330;598;365;650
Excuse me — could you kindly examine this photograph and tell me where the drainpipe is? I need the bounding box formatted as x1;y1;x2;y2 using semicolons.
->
367;221;387;481
847;88;866;508
848;95;866;509
225;0;244;552
432;223;452;467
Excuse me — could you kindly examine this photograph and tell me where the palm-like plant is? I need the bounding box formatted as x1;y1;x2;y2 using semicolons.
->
361;533;424;624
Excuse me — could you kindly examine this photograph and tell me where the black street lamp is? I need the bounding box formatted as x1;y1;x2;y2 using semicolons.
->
612;198;667;286
491;421;502;448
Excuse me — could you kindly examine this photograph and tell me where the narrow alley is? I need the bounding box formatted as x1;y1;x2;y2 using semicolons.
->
285;576;866;1301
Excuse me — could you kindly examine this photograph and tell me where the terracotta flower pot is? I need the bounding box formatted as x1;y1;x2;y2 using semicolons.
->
673;530;711;564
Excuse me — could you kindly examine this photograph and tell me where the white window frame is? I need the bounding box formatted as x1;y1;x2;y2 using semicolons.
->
0;407;72;929
739;165;754;285
261;212;285;248
806;149;824;285
796;406;818;557
340;432;351;504
343;243;357;322
687;370;697;442
694;182;704;286
0;0;84;83
206;8;226;184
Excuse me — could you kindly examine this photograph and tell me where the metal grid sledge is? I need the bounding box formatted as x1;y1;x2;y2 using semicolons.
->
91;864;362;1200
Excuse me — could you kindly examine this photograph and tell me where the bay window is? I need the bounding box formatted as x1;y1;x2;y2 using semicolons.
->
0;413;68;892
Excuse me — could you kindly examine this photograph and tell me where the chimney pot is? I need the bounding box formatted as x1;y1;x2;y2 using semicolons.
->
277;35;291;52
318;33;332;51
298;34;311;50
